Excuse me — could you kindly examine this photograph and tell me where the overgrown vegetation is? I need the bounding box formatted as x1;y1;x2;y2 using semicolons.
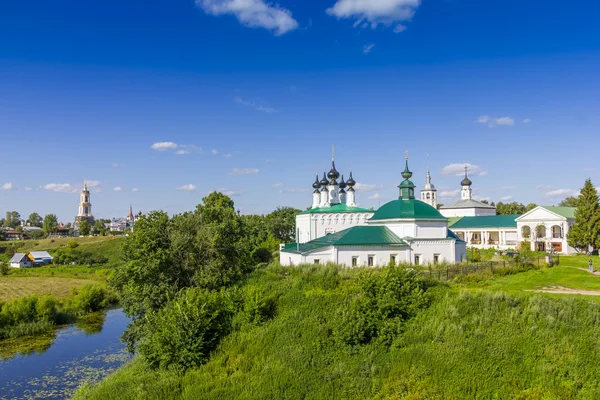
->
0;284;117;339
77;263;600;399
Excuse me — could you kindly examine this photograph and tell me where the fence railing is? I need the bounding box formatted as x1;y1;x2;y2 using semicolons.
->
421;255;559;282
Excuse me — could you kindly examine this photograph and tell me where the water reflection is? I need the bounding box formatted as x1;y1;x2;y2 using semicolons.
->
0;308;131;400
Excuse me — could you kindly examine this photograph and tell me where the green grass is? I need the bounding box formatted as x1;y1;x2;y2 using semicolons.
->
0;276;102;302
0;236;125;265
75;264;600;400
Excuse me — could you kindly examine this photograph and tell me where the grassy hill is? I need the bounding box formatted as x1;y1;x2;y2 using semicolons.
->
0;236;125;266
76;261;600;400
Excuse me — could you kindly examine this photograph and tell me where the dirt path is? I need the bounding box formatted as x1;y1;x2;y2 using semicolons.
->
527;286;600;296
571;266;600;276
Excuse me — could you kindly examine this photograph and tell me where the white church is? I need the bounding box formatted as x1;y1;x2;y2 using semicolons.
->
280;152;467;267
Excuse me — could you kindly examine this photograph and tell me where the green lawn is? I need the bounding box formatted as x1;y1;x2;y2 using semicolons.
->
0;276;102;302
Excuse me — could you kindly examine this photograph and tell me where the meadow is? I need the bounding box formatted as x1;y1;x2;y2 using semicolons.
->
0;277;100;302
76;259;600;400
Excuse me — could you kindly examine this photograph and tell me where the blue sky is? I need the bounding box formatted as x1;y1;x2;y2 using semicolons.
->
1;0;599;222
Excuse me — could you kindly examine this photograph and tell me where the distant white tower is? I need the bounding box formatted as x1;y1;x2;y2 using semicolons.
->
327;146;340;205
461;165;473;200
78;182;92;218
420;166;437;208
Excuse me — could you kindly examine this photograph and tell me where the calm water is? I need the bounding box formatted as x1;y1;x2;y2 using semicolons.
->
0;309;131;400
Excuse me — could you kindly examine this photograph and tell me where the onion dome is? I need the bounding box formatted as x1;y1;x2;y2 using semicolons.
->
346;171;356;187
401;152;412;180
320;172;329;187
312;174;321;190
339;175;347;189
461;166;472;186
327;161;340;183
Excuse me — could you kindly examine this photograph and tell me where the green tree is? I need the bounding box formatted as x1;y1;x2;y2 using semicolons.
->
112;192;249;351
559;196;579;208
567;179;600;252
78;219;91;236
266;206;301;242
4;211;21;228
27;212;43;227
42;214;58;237
93;220;107;236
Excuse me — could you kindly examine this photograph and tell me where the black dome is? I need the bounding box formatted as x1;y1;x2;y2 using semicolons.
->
312;174;321;189
461;176;472;186
346;171;356;187
320;172;329;187
339;175;347;189
327;161;340;181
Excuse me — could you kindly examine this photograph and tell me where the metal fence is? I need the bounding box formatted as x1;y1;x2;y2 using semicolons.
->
422;255;560;282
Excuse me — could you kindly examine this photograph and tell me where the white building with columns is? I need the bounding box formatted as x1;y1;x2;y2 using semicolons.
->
515;206;576;254
281;153;466;267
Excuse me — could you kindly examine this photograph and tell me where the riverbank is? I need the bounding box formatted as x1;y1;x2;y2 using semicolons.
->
75;263;600;399
0;308;131;399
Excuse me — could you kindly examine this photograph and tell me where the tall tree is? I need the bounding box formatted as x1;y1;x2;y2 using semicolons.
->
42;214;58;237
27;212;43;227
78;219;91;236
93;220;107;236
559;196;579;208
567;179;600;252
266;206;301;242
4;211;21;228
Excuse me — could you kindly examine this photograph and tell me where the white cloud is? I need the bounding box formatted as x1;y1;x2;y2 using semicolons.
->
368;193;382;200
151;142;178;151
215;187;242;197
522;118;532;124
234;96;276;113
473;195;491;202
546;189;578;197
42;183;74;193
363;44;375;54
1;182;13;190
211;149;218;155
496;117;514;126
500;196;513;201
439;189;460;198
177;184;197;192
176;149;190;155
354;183;382;192
273;183;284;187
327;0;421;31
196;0;299;35
113;187;123;192
24;187;32;191
132;188;139;192
476;116;515;127
230;168;260;176
222;153;233;159
441;163;486;177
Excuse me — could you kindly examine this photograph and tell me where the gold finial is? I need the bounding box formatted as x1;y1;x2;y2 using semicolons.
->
405;150;409;160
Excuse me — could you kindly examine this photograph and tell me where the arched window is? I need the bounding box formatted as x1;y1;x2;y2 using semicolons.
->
522;226;531;239
552;225;562;239
426;193;431;199
535;225;546;239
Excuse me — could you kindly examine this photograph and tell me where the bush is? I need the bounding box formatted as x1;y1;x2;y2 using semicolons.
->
0;262;9;276
251;247;272;264
337;266;433;346
72;284;107;313
68;240;80;249
234;285;278;327
35;295;57;321
138;288;235;374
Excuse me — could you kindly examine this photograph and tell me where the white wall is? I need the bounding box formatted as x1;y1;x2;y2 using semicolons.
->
440;208;496;218
295;212;374;243
516;207;575;254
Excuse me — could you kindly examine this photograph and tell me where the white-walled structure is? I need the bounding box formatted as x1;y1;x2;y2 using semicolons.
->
281;153;466;267
448;215;520;250
420;167;437;208
516;206;576;254
439;166;496;217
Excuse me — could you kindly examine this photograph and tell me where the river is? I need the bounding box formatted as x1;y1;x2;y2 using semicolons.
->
0;308;131;399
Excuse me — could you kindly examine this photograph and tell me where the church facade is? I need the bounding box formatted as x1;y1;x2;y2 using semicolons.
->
280;153;466;267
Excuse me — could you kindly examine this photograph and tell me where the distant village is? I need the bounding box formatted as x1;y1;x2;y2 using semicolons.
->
1;182;140;241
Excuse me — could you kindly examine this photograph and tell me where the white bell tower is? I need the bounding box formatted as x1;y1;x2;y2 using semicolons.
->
420;166;437;208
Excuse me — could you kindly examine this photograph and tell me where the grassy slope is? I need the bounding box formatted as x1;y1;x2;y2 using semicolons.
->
0;236;124;265
0;277;100;302
76;265;600;400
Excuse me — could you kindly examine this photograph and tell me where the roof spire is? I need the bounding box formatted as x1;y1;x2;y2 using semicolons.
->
401;150;412;180
461;164;472;186
398;150;415;200
332;144;335;161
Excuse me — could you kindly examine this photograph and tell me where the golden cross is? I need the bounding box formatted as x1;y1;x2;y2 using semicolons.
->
405;150;409;160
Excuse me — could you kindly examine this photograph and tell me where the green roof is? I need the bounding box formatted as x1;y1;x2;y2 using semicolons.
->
448;214;520;229
542;206;576;219
298;203;374;215
370;199;446;221
281;226;407;254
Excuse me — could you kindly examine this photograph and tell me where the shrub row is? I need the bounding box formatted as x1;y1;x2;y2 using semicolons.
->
0;284;117;339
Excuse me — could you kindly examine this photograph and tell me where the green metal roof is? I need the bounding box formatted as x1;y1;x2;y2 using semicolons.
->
447;217;463;227
281;226;407;254
369;199;446;221
298;203;374;215
542;206;576;219
448;214;520;229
